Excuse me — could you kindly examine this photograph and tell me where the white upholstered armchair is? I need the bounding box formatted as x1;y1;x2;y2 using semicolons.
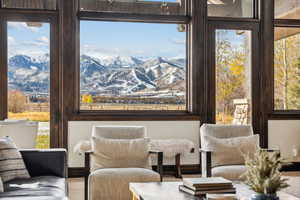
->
84;126;163;200
200;124;260;181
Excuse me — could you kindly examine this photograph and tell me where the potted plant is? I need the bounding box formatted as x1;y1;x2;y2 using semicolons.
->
243;150;289;200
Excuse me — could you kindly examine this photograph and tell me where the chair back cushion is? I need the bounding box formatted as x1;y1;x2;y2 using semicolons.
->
203;134;260;167
92;126;145;139
91;137;151;171
200;124;253;148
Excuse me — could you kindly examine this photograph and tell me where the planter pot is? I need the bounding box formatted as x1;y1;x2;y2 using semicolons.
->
251;194;279;200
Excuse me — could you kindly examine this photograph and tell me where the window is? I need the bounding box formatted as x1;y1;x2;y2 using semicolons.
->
79;0;185;15
80;21;187;111
274;27;300;110
1;0;56;10
275;0;300;19
215;29;252;124
7;22;50;148
208;0;254;18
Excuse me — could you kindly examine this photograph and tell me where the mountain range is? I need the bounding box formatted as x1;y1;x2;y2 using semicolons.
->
8;54;186;98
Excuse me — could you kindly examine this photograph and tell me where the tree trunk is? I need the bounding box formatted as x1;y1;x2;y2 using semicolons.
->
283;39;289;110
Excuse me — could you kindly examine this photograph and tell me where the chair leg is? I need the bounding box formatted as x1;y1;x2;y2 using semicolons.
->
157;152;164;182
175;154;182;178
84;175;89;200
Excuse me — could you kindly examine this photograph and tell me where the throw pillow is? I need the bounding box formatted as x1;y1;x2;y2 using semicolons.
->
202;134;260;167
91;137;151;171
0;137;30;182
0;177;3;192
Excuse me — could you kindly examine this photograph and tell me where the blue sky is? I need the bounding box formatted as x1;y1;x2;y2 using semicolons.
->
80;21;186;58
8;22;50;57
7;20;186;59
216;29;250;49
7;20;247;60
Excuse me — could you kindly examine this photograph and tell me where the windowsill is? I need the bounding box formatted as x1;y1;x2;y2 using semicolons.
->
69;111;201;121
268;111;300;120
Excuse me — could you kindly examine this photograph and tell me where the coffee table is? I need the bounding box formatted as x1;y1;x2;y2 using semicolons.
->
130;182;300;200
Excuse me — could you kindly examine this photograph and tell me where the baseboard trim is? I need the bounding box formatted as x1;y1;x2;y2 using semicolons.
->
68;164;201;178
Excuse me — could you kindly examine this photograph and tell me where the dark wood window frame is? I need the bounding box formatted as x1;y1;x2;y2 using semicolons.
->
270;18;300;119
207;0;259;20
204;0;268;148
206;20;263;143
0;9;61;148
79;0;187;16
67;0;206;121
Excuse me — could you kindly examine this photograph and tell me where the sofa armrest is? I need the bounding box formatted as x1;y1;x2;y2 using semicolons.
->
199;148;212;177
149;150;163;181
20;149;67;178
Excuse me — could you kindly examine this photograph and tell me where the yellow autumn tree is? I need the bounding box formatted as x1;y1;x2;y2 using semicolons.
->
82;94;93;109
86;95;93;104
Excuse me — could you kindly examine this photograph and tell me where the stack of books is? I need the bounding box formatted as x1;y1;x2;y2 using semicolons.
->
179;177;236;196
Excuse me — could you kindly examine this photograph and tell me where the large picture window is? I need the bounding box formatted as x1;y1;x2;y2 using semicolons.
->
80;21;187;111
274;27;300;110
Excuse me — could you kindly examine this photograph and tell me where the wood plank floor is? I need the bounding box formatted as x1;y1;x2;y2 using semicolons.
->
68;172;300;200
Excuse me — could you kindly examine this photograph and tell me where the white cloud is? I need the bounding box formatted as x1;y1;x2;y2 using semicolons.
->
8;22;39;32
37;36;49;44
7;36;16;45
80;42;186;59
8;46;49;58
170;38;186;45
8;38;49;58
80;44;146;57
18;36;49;48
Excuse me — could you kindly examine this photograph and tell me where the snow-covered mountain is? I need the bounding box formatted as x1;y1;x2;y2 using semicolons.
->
8;54;50;93
8;54;186;97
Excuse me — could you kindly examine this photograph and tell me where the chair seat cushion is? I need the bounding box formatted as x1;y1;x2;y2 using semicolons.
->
212;165;247;181
89;168;160;200
0;176;67;199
